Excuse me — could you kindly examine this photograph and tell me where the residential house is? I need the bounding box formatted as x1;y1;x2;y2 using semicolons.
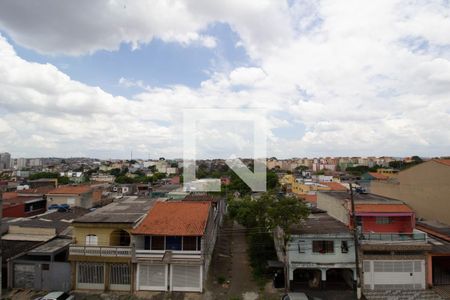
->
370;159;450;225
317;191;431;291
47;185;102;209
68;196;152;292
2;188;49;218
415;220;450;288
132;201;216;292
4;207;89;291
274;212;356;290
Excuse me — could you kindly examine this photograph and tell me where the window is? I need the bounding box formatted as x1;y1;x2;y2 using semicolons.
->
312;240;334;254
85;234;98;246
376;217;391;224
150;236;165;250
166;236;182;250
298;240;305;253
183;236;198;251
356;216;363;227
144;236;151;250
341;241;349;253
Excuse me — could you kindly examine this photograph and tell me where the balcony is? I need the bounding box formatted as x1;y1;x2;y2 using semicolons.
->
69;245;132;257
134;249;202;262
360;230;427;244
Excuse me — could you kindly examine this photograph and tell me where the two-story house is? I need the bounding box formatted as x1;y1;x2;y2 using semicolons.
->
131;201;216;292
68;196;153;292
274;212;356;290
318;191;431;291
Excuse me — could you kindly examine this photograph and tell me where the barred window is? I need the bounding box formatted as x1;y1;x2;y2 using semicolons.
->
312;240;334;253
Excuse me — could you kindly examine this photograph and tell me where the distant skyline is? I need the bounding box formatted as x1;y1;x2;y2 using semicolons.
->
1;1;449;159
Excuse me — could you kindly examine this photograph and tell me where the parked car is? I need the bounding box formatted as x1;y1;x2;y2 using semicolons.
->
281;293;321;300
48;204;60;210
48;204;71;211
34;291;74;300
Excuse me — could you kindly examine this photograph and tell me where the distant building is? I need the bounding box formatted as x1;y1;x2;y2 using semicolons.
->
47;185;102;208
0;152;11;170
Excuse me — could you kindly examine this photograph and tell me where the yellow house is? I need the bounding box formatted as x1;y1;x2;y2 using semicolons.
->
376;168;398;178
292;181;346;195
69;197;152;292
279;174;295;186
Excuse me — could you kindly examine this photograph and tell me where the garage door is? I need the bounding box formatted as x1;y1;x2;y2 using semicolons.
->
363;260;425;290
171;265;202;292
14;264;35;289
137;264;167;291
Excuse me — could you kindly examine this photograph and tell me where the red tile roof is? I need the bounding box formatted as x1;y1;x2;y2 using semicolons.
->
435;159;450;167
47;185;92;194
368;172;389;180
355;204;413;213
320;182;347;191
133;201;211;236
299;194;317;203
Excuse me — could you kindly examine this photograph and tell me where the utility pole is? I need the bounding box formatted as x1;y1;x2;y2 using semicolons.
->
349;183;362;299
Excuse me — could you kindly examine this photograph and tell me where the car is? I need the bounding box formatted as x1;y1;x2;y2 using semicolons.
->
59;204;70;209
48;204;60;210
34;291;74;300
281;293;322;300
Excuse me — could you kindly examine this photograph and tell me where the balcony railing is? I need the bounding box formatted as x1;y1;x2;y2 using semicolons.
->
360;231;427;243
69;245;132;257
135;249;202;260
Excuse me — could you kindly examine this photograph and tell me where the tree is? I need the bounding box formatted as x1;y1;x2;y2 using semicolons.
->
269;196;309;291
229;192;309;290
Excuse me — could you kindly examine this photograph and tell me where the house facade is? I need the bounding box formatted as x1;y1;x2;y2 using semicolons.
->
317;191;430;291
68;196;152;292
47;185;101;209
275;212;356;290
131;201;216;293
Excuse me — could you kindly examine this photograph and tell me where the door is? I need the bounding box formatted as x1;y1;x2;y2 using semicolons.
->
14;264;35;289
170;264;202;292
137;264;167;291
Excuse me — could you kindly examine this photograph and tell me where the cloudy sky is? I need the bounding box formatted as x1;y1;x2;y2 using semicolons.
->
0;0;449;159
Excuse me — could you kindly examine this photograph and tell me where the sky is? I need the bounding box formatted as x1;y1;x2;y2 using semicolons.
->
0;0;449;159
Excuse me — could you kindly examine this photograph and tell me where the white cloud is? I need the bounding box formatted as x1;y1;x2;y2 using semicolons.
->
1;1;450;158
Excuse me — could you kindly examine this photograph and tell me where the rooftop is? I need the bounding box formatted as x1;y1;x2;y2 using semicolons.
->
321;191;403;204
28;237;72;255
320;181;347;191
367;172;389;180
434;159;450;167
355;204;413;213
290;213;351;235
133;201;211;236
74;196;153;224
47;185;92;194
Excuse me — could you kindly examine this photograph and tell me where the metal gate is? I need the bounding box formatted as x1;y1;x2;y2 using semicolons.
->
363;260;425;290
110;263;131;291
14;264;35;288
171;265;202;292
76;262;105;290
137;264;167;291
